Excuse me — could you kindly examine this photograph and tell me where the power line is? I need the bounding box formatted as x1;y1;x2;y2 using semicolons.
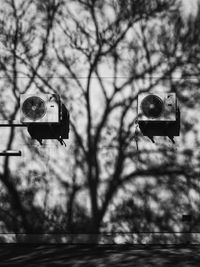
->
0;76;199;79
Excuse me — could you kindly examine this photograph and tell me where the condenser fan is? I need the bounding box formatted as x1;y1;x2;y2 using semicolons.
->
22;96;46;121
141;95;163;118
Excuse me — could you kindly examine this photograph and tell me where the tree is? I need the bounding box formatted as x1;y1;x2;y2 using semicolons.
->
0;0;66;241
53;0;200;243
0;0;200;244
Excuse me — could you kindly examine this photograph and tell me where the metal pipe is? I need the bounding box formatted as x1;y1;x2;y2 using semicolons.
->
0;150;22;156
0;122;26;127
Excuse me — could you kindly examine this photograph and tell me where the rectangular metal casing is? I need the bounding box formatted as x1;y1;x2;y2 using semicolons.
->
20;94;60;124
138;93;177;122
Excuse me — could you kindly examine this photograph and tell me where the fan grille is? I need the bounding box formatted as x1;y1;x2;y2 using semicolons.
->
22;96;46;121
141;95;163;118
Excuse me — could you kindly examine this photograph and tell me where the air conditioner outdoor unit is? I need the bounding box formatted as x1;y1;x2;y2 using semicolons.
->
137;93;180;141
20;94;60;124
138;93;177;121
